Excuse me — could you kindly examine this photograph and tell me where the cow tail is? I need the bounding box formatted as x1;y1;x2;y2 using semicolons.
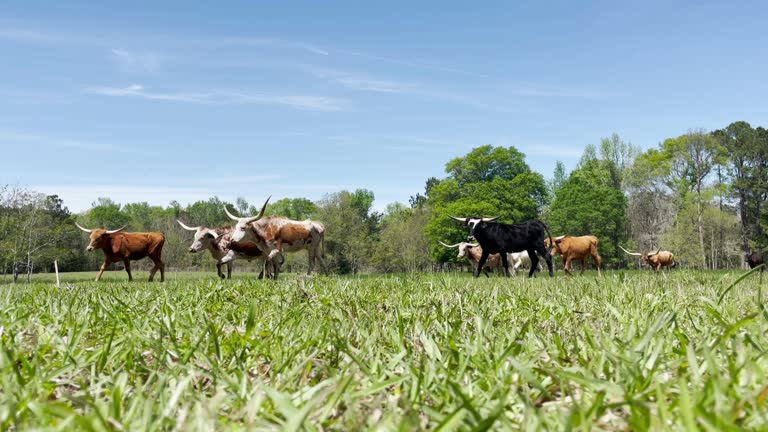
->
542;222;554;257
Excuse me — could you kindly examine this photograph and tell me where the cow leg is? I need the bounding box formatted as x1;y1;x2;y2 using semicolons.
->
500;253;511;277
313;245;329;275
526;249;540;278
124;259;133;281
148;256;165;282
307;249;314;275
216;262;225;279
316;250;329;274
95;260;110;282
475;251;491;278
534;245;554;277
563;257;573;276
580;259;586;275
257;258;265;279
226;262;233;279
593;252;602;276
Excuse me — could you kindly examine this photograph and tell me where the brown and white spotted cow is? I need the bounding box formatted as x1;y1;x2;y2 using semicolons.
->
223;197;328;277
176;221;282;279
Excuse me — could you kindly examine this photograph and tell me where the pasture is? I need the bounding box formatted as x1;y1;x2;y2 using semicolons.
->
1;269;767;430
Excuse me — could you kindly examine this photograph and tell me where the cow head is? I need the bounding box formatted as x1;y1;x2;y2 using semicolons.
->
439;241;479;259
177;220;219;253
551;235;568;255
223;196;271;243
450;216;499;241
75;223;126;251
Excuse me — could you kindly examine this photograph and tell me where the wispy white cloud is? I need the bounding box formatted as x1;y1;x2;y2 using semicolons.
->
0;27;50;42
57;174;283;186
312;68;420;94
0;127;138;153
84;84;351;111
510;84;596;98
110;49;161;72
209;36;329;56
336;49;488;78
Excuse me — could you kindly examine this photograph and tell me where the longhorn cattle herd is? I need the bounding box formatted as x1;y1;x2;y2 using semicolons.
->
74;198;764;281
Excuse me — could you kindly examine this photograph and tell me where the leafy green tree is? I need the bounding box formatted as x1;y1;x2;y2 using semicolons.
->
547;159;629;267
182;197;232;228
266;197;317;220
425;145;547;263
713;121;768;252
85;197;129;229
315;189;379;273
549;161;567;199
371;203;431;272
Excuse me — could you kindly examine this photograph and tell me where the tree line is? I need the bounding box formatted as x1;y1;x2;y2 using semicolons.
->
1;120;765;281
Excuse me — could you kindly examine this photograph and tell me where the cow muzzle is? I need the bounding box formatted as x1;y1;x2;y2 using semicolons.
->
467;236;475;241
188;248;195;253
86;246;94;252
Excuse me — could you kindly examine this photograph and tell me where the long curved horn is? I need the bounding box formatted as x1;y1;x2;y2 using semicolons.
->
176;220;200;231
481;216;499;222
647;248;661;257
439;241;461;248
619;245;642;256
244;195;271;224
206;229;219;240
106;225;126;234
449;216;466;222
74;222;92;233
224;205;241;221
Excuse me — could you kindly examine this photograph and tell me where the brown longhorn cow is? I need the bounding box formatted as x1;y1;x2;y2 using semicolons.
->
620;246;675;272
176;221;282;279
75;223;165;282
223;197;328;278
439;241;502;277
548;235;601;276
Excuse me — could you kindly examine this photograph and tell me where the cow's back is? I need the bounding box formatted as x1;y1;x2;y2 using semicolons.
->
115;232;165;259
563;236;598;259
484;220;547;253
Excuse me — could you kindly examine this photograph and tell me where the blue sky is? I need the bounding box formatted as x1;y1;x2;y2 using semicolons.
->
2;1;767;212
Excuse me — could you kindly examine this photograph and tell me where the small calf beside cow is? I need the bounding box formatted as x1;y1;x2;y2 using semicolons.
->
439;241;539;276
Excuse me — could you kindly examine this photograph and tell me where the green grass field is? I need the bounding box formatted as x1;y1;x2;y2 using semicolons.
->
1;269;767;430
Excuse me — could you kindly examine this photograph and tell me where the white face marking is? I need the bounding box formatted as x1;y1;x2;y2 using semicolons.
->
189;228;215;252
229;221;249;243
466;218;482;239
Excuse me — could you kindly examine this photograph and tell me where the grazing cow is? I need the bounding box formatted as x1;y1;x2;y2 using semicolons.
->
223;197;328;277
548;235;602;276
620;246;675;272
745;252;764;270
75;223;165;282
450;216;554;278
439;241;502;277
176;221;282;279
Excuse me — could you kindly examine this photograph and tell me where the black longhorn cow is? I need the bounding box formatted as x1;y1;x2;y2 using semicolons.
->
451;216;554;278
745;252;764;271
